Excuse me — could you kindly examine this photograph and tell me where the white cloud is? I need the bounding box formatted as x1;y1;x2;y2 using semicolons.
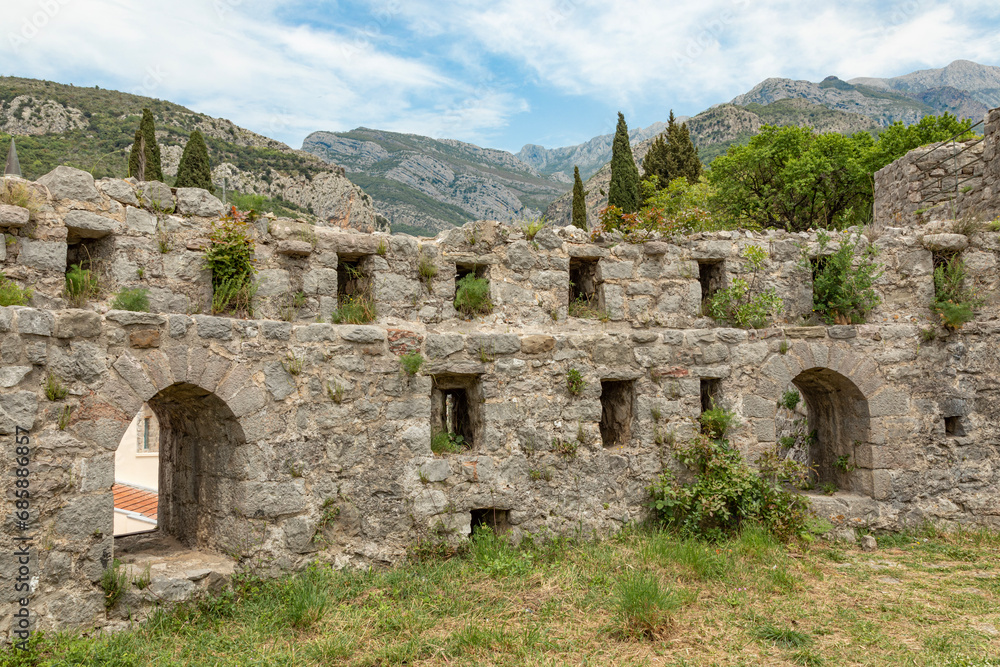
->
0;0;529;146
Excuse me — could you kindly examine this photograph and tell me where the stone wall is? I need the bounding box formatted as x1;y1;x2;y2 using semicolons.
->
874;107;1000;225
3;164;1000;634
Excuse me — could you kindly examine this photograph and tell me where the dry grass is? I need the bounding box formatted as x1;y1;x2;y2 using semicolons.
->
15;524;1000;666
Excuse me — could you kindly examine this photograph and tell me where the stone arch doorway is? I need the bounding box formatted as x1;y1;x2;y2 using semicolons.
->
145;383;247;550
790;367;871;493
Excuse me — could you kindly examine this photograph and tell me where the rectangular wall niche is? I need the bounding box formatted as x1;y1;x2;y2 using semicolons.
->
944;415;966;437
431;374;483;448
600;380;634;448
456;263;488;281
700;378;720;414
471;508;510;533
698;260;724;306
337;254;372;305
569;258;600;307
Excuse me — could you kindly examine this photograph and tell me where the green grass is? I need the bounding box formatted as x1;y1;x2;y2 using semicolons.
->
111;287;150;312
14;524;1000;665
0;272;31;306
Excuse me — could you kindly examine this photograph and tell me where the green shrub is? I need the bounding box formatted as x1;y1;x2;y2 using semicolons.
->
431;431;466;455
399;351;425;376
111;287;150;312
454;274;492;317
418;255;438;290
699;402;739;439
779;389;801;412
566;368;585;396
648;431;810;541
806;231;882;324
0;273;31;306
204;207;256;317
931;254;982;330
331;295;376;324
64;263;99;307
521;216;546;240
707;245;783;328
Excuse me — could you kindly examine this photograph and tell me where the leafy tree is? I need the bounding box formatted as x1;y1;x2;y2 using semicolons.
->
867;112;975;173
174;130;214;192
571;165;587;230
608;112;640;213
128;108;163;182
709;125;874;232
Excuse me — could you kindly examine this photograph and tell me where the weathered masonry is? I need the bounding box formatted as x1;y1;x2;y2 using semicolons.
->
3;108;1000;633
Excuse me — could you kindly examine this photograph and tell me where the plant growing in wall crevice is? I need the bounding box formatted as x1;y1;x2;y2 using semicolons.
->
204;206;257;317
931;253;982;331
707;245;783;328
454;274;492;318
803;231;882;325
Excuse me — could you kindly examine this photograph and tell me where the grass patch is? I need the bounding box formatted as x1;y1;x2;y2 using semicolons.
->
330;295;376;324
19;525;1000;666
453;274;492;318
0;272;31;306
111;287;150;312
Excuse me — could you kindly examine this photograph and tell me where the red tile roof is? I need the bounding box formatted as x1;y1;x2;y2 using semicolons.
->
113;483;158;520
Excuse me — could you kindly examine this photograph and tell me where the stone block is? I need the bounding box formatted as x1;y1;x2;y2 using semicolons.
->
256;269;291;298
921;233;969;252
106;311;164;326
54;493;114;539
341;326;385;343
869;389;909;417
426;334;464;358
195;315;233;340
38;165;101;203
521;335;555;354
0;204;29;228
55;310;101;338
97;178;139;206
0;366;30;388
597;260;634;280
277;240;314;256
261;321;292;340
742;395;776;419
784;326;826;339
505;241;536;271
264;361;296;400
168;315;192;338
0;391;37;434
129;329;160;348
175;188;225;217
137;181;174;210
64;210;118;238
418;459;451;482
19;239;67;272
237;481;306;518
125;207;156;235
303;268;338;295
466;333;520;355
16;308;54;336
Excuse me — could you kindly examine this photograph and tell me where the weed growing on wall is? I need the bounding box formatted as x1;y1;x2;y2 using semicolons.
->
204;206;257;317
649;404;810;541
0;272;31;306
805;231;882;324
707;245;783;328
64;263;99;308
932;254;982;330
399;351;425;376
454;274;492;318
111;288;150;312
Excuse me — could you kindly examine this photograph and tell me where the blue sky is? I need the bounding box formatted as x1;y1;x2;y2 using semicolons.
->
3;0;1000;153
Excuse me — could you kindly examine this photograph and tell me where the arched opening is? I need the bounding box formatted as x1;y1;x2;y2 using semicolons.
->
779;367;871;494
112;383;247;552
149;383;247;550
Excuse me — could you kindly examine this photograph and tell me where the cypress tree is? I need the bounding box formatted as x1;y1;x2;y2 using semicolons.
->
675;121;702;182
571;166;587;230
608;112;640;213
174;130;214;192
128;109;162;182
641;134;675;190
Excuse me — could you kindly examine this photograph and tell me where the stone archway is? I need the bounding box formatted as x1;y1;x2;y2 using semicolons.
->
791;367;871;492
148;382;247;550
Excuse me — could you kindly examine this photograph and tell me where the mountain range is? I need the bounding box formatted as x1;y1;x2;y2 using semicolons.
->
3;60;999;237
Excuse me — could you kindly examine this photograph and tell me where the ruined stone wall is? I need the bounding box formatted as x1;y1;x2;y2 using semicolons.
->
2;164;1000;634
874;107;1000;225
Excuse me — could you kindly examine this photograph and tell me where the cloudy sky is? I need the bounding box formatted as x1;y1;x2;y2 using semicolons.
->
3;0;999;153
